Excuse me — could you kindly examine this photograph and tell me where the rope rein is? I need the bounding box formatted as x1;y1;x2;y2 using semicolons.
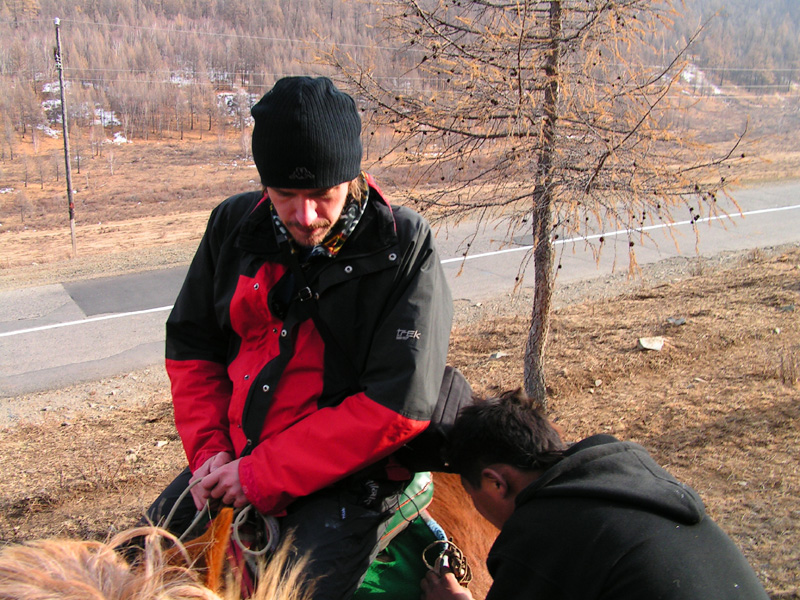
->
232;504;280;557
160;478;210;542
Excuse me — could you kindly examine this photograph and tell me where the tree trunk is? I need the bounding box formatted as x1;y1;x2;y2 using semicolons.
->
524;0;562;408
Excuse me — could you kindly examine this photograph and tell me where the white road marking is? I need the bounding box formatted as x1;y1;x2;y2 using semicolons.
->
0;306;174;338
441;203;800;264
3;203;799;338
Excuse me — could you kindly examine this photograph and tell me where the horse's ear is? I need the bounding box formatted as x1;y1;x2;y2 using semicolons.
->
170;507;234;592
202;507;234;592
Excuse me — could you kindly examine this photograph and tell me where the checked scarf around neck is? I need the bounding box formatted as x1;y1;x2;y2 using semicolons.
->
269;173;370;261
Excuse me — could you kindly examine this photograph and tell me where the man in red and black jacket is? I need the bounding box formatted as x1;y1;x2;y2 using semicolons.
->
146;76;453;598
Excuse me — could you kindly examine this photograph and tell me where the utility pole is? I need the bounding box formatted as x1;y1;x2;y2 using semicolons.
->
54;17;77;258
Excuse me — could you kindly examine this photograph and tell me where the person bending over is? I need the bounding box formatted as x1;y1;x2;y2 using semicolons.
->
422;390;769;600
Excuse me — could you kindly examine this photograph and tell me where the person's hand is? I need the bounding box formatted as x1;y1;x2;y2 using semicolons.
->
190;451;233;509
197;459;248;508
421;570;474;600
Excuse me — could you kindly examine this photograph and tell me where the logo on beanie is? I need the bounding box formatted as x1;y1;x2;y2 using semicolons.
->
288;167;315;181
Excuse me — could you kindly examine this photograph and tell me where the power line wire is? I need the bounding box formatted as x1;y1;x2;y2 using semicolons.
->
1;18;797;94
0;17;404;52
5;16;800;74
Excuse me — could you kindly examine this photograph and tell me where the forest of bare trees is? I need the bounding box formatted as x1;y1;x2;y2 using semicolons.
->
0;0;796;236
0;0;402;148
675;0;800;92
0;0;797;157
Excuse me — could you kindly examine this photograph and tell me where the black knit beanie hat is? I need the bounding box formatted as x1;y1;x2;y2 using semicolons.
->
251;76;362;189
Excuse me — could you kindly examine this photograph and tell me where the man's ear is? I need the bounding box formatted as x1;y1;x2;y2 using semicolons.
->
480;467;510;499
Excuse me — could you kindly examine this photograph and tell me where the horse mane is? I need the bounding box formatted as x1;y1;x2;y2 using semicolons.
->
0;476;492;599
0;525;313;600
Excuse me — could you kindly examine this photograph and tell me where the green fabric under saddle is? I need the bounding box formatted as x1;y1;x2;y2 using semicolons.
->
354;472;444;599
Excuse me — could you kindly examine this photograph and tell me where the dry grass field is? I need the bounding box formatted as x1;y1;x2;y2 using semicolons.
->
0;94;799;597
0;243;797;598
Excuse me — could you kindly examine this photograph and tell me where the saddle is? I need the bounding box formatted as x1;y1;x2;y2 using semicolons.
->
172;472;471;597
380;471;436;551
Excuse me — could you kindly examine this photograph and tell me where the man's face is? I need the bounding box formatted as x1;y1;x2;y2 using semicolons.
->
461;475;508;531
267;182;349;248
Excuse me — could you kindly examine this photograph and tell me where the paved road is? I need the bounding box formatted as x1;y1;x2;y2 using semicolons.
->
2;181;799;397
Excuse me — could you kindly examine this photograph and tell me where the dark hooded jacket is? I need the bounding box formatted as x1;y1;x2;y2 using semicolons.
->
485;435;769;600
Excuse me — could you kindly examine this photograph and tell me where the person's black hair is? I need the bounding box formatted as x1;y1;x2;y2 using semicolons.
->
446;389;566;487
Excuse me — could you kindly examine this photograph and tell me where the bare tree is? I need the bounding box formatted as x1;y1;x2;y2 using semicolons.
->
52;152;60;181
37;154;46;189
6;0;41;28
332;0;744;404
2;114;15;161
13;189;33;223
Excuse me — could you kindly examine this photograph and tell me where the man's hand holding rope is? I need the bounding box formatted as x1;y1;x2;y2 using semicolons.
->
198;458;248;508
421;571;474;600
189;451;247;509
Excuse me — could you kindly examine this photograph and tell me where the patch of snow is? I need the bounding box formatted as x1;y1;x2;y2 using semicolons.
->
41;81;62;94
42;99;61;111
95;107;120;127
217;90;258;124
170;74;195;86
682;64;723;96
37;125;60;138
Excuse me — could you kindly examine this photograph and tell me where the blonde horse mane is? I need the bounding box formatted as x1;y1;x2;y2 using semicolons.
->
0;473;495;599
0;524;313;600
